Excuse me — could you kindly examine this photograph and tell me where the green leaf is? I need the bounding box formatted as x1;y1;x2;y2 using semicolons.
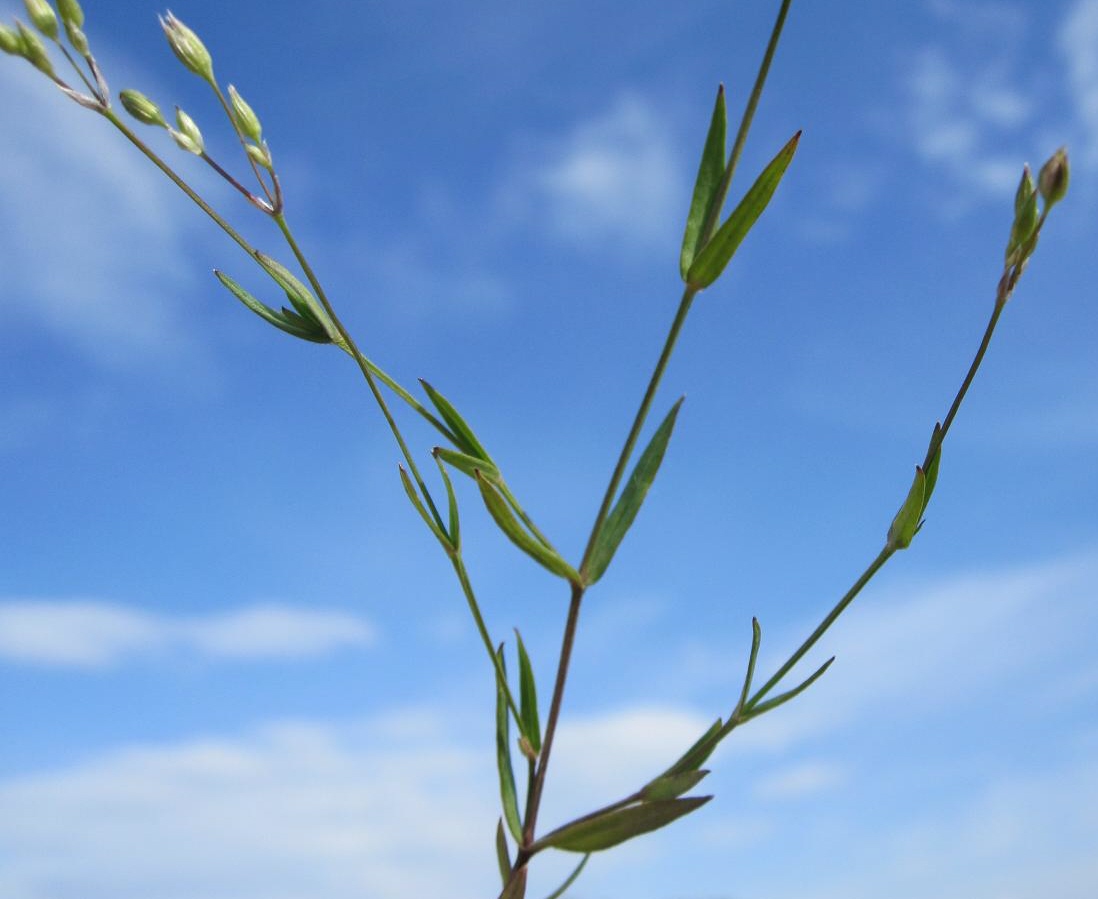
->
495;647;524;843
421;380;492;461
434;446;501;482
514;630;542;753
640;768;710;802
398;466;451;550
253;251;338;341
434;453;461;552
680;85;728;280
737;617;763;712
743;656;834;719
542;854;590;899
686;131;801;289
922;423;942;514
495;819;512;887
476;473;580;584
662;717;724;777
887;465;926;550
215;271;331;343
585;398;685;584
533;797;712;854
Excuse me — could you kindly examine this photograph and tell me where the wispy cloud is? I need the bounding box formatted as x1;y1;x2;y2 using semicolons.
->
0;61;207;368
0;600;375;667
1059;0;1098;166
502;94;685;253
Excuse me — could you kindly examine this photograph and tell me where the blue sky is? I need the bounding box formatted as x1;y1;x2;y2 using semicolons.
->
1;0;1096;897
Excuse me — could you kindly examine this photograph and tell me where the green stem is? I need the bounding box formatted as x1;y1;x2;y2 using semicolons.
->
210;81;277;210
273;213;447;533
451;553;523;726
519;584;585;852
698;0;794;250
746;545;894;710
103;109;257;259
580;286;697;575
928;298;1006;465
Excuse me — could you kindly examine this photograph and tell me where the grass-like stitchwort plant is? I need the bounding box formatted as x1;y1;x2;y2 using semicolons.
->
1;1;1071;896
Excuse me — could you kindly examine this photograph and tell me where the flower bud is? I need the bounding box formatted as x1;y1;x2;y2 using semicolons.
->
56;0;83;29
1013;164;1034;216
169;129;202;155
158;11;214;83
0;24;24;56
174;106;204;153
1037;147;1069;208
245;141;273;170
227;84;262;141
16;21;54;75
23;0;58;40
64;20;87;54
119;88;166;126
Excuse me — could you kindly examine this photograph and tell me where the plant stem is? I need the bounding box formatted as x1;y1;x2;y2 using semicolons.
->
746;545;894;710
517;583;585;858
580;287;697;575
103;109;257;259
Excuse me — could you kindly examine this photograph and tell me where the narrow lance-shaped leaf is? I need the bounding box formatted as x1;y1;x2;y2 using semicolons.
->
398;466;451;550
476;472;580;584
434;452;461;553
921;423;942;515
495;819;512;887
495;647;523;843
533;797;712;854
661;717;724;778
887;465;926;550
253;251;339;342
514;629;542;753
421;380;493;462
542;854;591;899
680;85;728;280
214;270;331;344
640;768;710;802
585;397;685;584
686;131;801;289
434;446;500;482
743;656;834;719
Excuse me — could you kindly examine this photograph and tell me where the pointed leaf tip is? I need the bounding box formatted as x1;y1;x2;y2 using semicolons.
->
680;85;729;279
686;130;801;289
585;397;685;584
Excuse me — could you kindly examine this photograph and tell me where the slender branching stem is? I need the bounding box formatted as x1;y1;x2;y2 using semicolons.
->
519;583;585;853
580;286;697;574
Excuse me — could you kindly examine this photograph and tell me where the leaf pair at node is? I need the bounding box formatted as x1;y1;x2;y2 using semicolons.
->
680;85;800;290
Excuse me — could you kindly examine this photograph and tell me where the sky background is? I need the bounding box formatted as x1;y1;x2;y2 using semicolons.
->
1;1;1096;897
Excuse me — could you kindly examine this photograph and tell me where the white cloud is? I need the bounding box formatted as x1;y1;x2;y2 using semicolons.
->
752;760;845;801
904;44;1033;205
504;95;685;251
0;600;375;667
0;59;206;368
1059;0;1098;166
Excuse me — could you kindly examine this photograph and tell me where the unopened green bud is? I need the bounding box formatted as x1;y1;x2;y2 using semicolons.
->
119;89;166;126
159;11;214;83
1013;164;1034;216
0;24;24;55
169;129;201;155
245;141;273;170
56;0;83;29
174;107;204;153
227;84;262;141
23;0;58;40
1006;164;1038;262
1037;147;1069;208
63;20;87;54
16;21;54;75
